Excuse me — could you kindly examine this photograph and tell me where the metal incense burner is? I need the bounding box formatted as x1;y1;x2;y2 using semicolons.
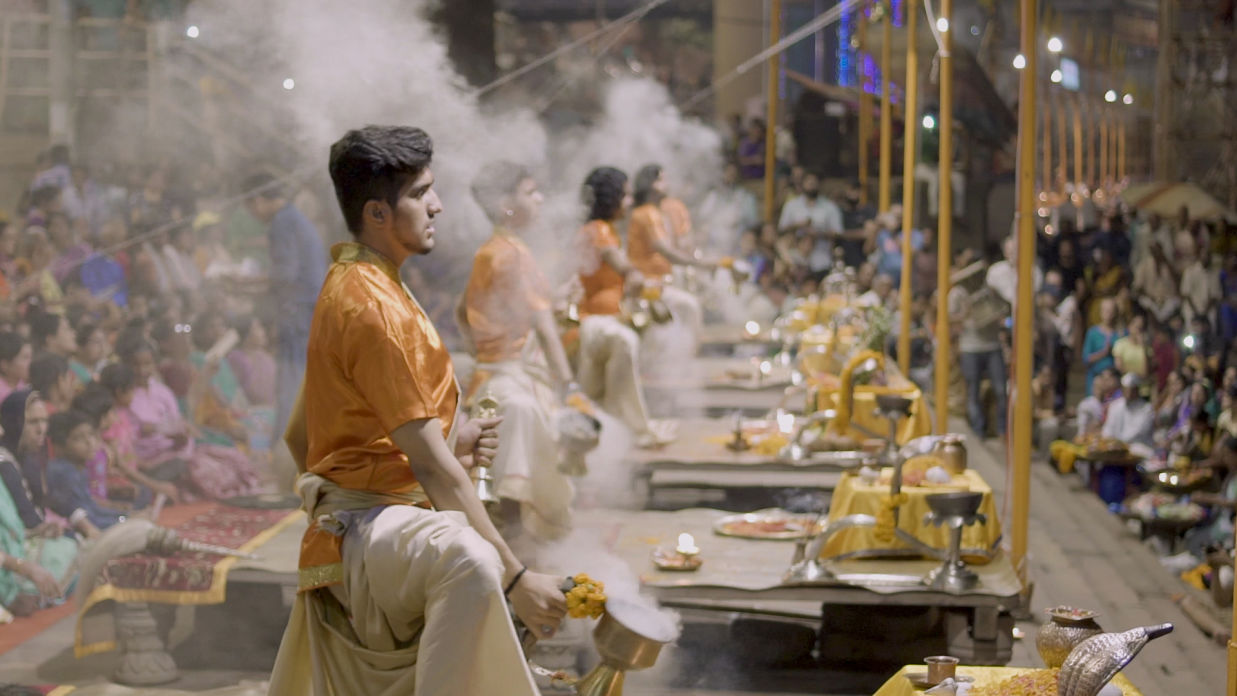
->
921;491;986;592
784;392;945;585
574;598;675;696
470;391;501;508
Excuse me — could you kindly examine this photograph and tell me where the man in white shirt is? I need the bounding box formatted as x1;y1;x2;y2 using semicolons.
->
1042;269;1079;410
856;273;895;310
1076;368;1119;436
1180;240;1218;324
1102;373;1155;448
778;173;842;268
1132;240;1181;325
987;234;1042;307
698;162;759;251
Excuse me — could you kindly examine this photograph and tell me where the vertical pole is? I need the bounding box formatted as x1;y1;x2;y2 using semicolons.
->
859;7;872;205
1072;97;1083;190
933;0;952;433
48;0;73;147
1110;109;1119;186
1086;98;1096;190
1056;95;1067;193
762;0;782;223
1230;520;1237;696
1154;0;1173;181
878;2;893;212
1118;117;1127;182
1100;105;1109;190
897;0;918;376
1011;0;1037;587
1042;90;1052;195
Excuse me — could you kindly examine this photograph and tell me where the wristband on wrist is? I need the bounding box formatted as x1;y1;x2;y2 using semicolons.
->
504;567;528;597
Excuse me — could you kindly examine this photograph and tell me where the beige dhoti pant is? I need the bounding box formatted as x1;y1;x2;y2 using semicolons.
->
473;345;574;540
269;476;539;696
577;314;655;440
641;285;703;381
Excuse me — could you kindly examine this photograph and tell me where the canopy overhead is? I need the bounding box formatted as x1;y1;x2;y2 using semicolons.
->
1122;181;1237;222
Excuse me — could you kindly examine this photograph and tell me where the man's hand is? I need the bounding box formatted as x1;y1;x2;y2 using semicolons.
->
27;521;62;540
19;561;62;599
508;571;568;639
454;416;502;468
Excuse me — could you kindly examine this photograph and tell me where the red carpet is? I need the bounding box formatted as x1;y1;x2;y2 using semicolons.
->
0;502;228;657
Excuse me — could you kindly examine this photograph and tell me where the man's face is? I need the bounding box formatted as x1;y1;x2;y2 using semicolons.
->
503;177;543;229
53;318;76;355
652;171;670;199
390;168;444;257
802;175;820;199
618;181;634;219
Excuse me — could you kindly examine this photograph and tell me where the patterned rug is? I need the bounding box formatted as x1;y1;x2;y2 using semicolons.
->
76;503;301;657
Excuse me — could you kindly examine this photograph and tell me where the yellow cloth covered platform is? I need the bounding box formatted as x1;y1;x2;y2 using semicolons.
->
821;469;1002;563
873;665;1143;696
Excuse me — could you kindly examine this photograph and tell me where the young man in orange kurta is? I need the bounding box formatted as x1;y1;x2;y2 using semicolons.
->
269;126;565;696
459;162;578;539
573;166;675;447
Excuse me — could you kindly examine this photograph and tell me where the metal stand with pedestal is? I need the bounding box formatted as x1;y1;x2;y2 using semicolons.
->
113;602;179;686
922;492;986;593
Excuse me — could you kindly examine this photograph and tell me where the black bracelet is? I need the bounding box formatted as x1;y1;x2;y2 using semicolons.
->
504;567;528;597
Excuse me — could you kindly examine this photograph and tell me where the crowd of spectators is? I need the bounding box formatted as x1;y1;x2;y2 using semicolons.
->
0;143;322;622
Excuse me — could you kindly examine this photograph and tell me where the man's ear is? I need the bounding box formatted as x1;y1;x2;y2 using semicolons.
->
364;200;391;227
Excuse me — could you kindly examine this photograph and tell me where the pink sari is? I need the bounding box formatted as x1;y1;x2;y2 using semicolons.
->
128;377;263;500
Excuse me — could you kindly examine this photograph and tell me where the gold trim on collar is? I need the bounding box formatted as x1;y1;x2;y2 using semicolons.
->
331;242;402;284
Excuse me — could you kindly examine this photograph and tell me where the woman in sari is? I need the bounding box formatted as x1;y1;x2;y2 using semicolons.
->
0;390;78;616
119;333;262;501
1085;248;1125;327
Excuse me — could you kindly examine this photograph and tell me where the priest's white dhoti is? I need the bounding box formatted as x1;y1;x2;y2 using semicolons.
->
472;344;573;539
269;499;539;695
576;314;654;440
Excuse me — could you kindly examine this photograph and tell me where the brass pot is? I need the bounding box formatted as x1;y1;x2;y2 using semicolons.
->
576;598;675;696
1036;607;1102;669
934;434;968;475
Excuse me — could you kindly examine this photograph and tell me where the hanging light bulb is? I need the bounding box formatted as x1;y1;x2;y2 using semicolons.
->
936;17;949;32
1104;90;1117;102
1012;54;1027;70
1047;36;1063;53
1050;69;1063;83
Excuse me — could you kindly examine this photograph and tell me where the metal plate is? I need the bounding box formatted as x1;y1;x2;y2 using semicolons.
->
713;509;824;540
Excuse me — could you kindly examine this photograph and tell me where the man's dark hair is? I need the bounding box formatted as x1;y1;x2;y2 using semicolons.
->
583;167;628;222
241;172;286;202
470;161;530;223
71;382;113;428
29;353;69;396
75;321;100;350
99;362;136;395
48;409;91;447
633;164;663;207
328;125;434;235
1098;367;1120;381
0;332;27;363
29;311;64;351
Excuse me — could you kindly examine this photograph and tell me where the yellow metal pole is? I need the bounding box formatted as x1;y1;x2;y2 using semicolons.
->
1056;95;1067;193
859;8;873;205
1086;98;1096;190
1118;118;1127;182
1072;97;1083;190
762;0;782;223
1110;108;1119;186
933;0;952;434
897;0;919;376
878;2;894;212
1230;519;1237;696
1042;89;1052;195
1011;0;1037;587
1103;105;1113;189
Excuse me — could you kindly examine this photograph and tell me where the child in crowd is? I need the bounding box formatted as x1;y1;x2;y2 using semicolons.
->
44;410;128;536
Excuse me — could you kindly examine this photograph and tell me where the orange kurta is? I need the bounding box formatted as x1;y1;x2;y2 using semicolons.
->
298;242;459;590
576;219;624;317
627;204;673;279
660;197;693;249
463;229;551;364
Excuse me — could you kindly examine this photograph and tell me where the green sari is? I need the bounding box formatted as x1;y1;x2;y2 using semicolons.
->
0;459;78;607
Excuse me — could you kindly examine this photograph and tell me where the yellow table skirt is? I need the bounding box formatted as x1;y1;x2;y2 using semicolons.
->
821;468;1002;563
815;384;933;446
873;665;1143;696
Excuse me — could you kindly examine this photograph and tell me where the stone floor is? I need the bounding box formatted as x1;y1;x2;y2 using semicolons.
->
0;419;1228;694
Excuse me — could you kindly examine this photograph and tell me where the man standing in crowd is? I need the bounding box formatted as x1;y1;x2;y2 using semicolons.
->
777;172;841;272
244;173;328;441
